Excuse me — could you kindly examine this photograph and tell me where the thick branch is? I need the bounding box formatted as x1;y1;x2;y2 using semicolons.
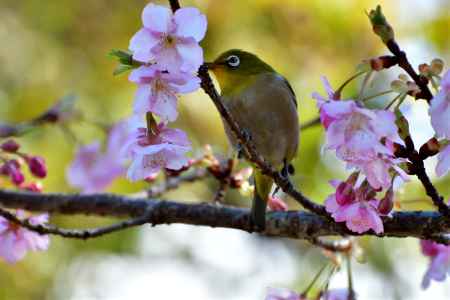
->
0;190;448;243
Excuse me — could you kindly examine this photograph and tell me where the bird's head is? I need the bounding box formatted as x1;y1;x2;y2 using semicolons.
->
205;49;275;95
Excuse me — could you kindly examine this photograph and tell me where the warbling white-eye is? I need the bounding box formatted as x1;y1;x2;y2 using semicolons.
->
206;49;300;229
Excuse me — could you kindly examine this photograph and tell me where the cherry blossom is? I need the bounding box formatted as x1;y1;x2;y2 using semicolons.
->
129;3;207;72
0;210;50;263
66;121;129;193
121;120;191;182
129;65;200;121
420;239;450;289
429;70;450;139
325;179;385;234
311;76;340;129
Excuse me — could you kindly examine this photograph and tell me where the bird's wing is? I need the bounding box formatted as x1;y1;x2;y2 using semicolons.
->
276;74;297;109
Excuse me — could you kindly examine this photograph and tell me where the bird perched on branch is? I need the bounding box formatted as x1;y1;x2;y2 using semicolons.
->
206;49;299;230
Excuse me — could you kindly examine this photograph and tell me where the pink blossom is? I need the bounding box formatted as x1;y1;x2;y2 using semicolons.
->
129;65;200;121
265;287;304;300
0;210;50;263
325;180;384;234
436;144;450;177
311;76;340;129
121;121;191;182
420;239;450;289
321;289;350;300
268;196;288;211
67;142;125;193
129;3;207;72
317;98;406;189
429;70;450;139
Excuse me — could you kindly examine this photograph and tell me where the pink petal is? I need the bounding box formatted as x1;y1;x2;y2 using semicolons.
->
149;88;179;122
160;127;191;147
129;65;158;84
176;41;204;72
142;3;173;33
174;7;207;42
129;28;159;63
436;144;450;177
133;84;153;115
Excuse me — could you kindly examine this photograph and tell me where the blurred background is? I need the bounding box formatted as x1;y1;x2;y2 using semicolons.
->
1;0;450;299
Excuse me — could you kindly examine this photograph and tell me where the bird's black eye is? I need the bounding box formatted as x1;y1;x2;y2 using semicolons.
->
226;55;240;68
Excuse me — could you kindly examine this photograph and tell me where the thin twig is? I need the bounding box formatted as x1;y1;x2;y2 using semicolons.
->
0;207;151;239
146;168;208;198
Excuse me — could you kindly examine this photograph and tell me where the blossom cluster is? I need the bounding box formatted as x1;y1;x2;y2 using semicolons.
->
0;139;46;190
420;239;450;289
313;77;406;234
0;139;50;263
314;65;449;236
67;3;206;190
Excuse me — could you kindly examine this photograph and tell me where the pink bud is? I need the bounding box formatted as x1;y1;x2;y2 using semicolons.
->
22;182;43;193
1;139;20;152
378;188;394;215
27;156;47;178
8;162;25;185
335;182;355;205
268;196;288;211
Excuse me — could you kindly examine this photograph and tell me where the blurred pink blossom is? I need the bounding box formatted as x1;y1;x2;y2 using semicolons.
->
420;239;450;289
265;287;304;300
121;120;191;181
429;70;450;139
66;121;129;193
321;289;350;300
0;210;50;263
0;160;24;186
436;144;450;177
268;196;288;211
129;65;200;121
129;3;207;72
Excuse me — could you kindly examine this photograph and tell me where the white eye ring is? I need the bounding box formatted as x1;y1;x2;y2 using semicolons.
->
226;55;240;67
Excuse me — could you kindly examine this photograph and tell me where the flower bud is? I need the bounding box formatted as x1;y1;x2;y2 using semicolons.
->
1;139;20;152
22;182;43;193
419;137;440;159
395;109;411;141
368;5;395;44
27;156;47;178
378;187;394;215
430;58;444;75
4;161;25;185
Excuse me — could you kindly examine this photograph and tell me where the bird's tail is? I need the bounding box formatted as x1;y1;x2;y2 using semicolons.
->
251;170;273;230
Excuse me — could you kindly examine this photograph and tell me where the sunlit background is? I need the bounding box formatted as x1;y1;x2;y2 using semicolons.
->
1;0;450;299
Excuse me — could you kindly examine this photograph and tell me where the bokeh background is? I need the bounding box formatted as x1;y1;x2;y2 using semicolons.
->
1;0;450;299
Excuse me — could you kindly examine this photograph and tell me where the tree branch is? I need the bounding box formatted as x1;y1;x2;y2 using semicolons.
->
0;189;449;243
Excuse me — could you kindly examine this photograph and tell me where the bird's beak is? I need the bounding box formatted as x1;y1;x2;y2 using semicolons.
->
204;62;216;70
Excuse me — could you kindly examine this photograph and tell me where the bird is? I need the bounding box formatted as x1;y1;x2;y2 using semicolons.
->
206;49;300;230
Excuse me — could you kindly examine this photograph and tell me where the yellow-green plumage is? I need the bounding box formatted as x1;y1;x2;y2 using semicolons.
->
208;49;300;229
